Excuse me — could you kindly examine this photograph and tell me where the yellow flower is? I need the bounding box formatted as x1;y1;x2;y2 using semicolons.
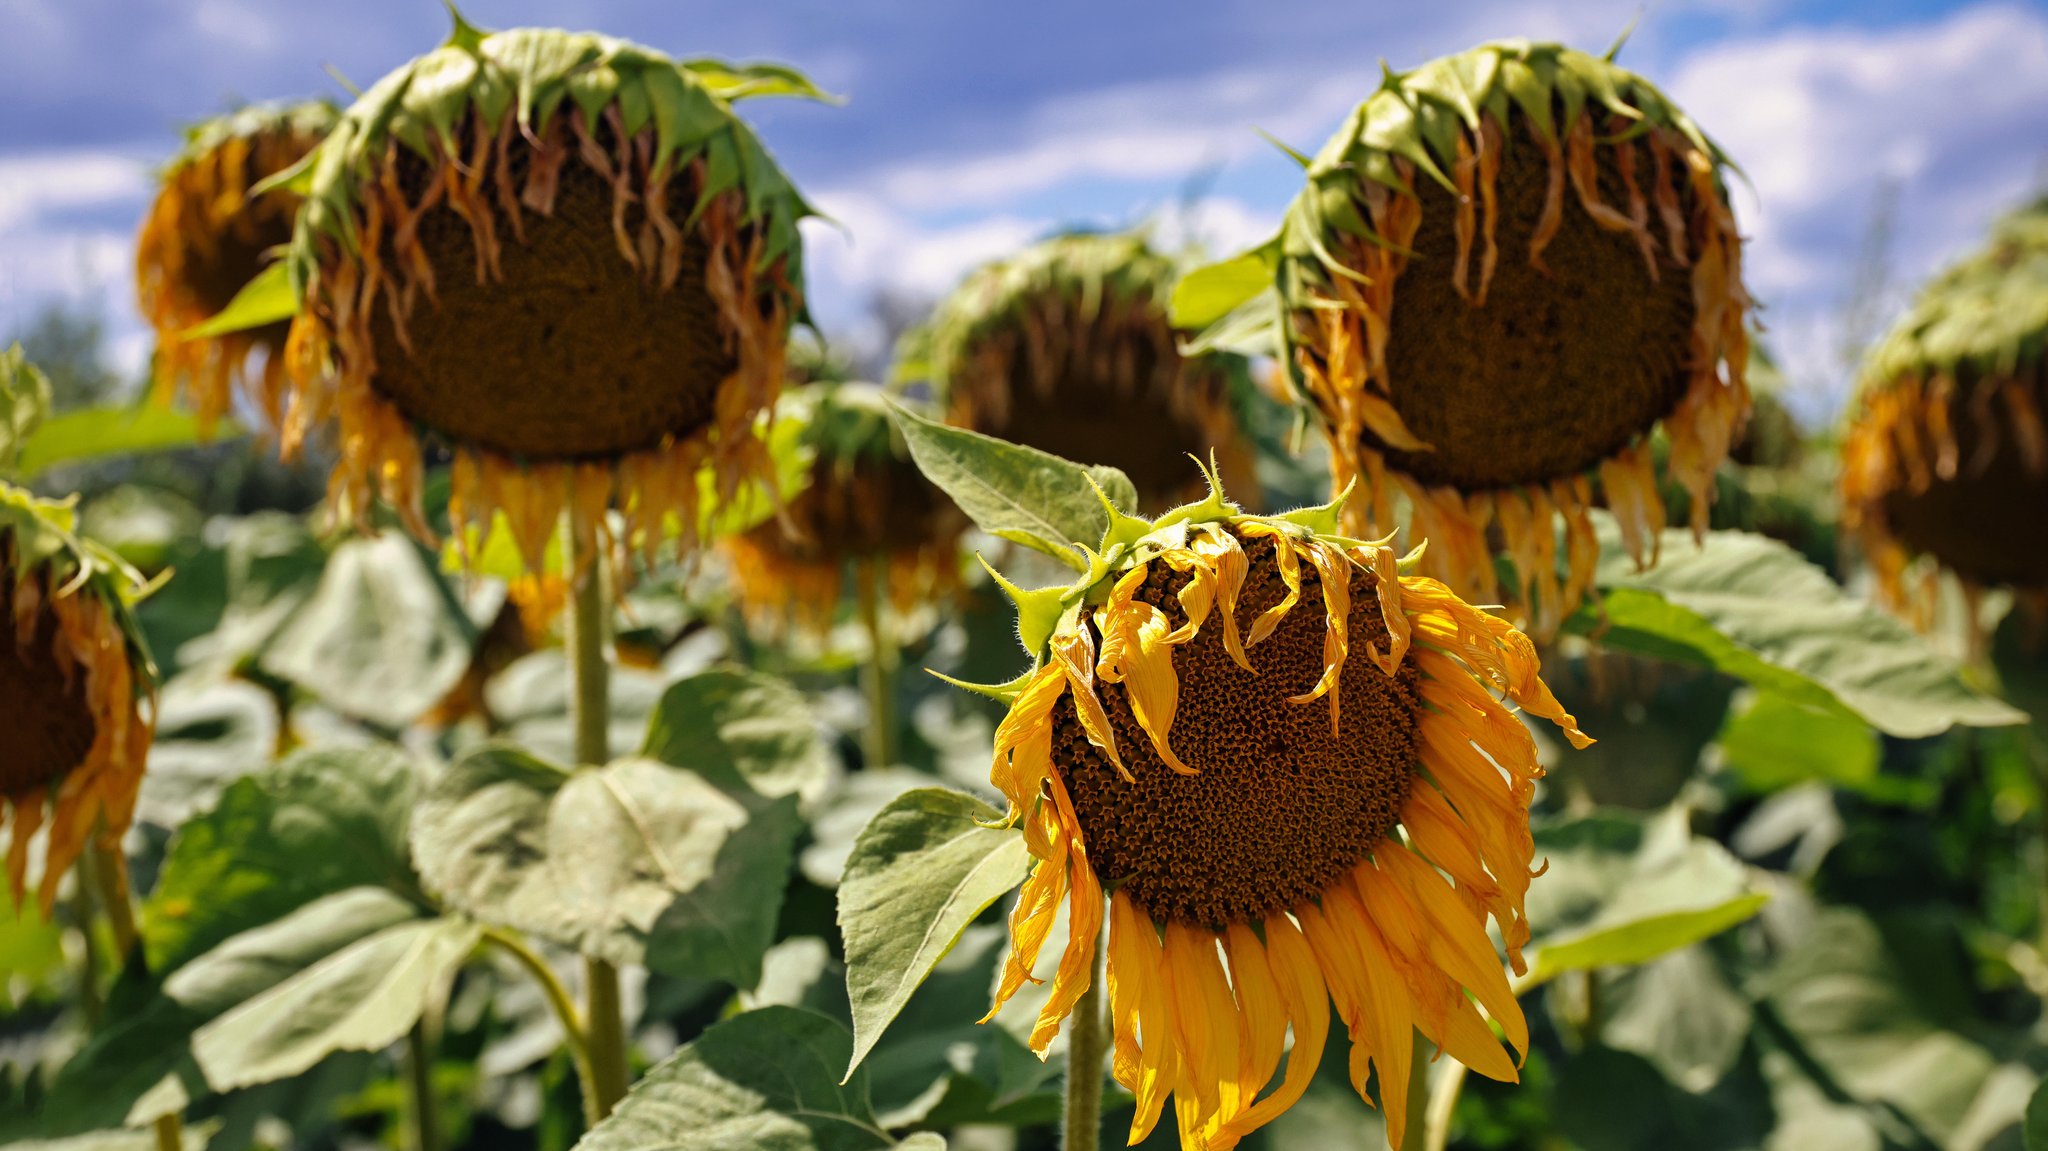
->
276;20;821;574
966;474;1590;1149
721;383;964;638
136;101;335;435
0;484;157;912
1188;42;1750;636
1842;199;2048;642
920;232;1258;512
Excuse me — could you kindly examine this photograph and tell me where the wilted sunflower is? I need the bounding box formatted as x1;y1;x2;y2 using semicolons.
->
1189;41;1750;635
1842;199;2048;636
959;468;1590;1149
0;484;156;912
722;382;964;637
136;101;336;434
278;18;819;572
924;232;1258;511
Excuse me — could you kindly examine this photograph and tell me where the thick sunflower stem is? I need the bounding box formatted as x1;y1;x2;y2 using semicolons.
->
1399;1030;1433;1151
83;841;188;1151
405;1020;441;1151
1061;919;1108;1151
856;561;895;768
565;513;630;1125
1422;1059;1469;1151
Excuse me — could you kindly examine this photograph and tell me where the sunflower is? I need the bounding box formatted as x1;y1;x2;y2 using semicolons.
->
0;484;157;913
136;101;336;435
953;467;1591;1149
1187;41;1750;636
277;17;820;573
722;382;964;638
924;232;1258;512
1841;199;2048;638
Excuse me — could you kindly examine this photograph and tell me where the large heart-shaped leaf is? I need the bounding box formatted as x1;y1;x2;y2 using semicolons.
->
839;788;1030;1078
145;746;425;973
259;533;488;729
1523;807;1769;985
641;666;835;801
887;398;1136;568
182;895;480;1093
573;1006;928;1151
132;674;279;830
412;745;797;985
1568;522;2022;738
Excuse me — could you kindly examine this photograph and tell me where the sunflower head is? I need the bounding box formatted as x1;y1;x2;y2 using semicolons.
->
924;231;1258;511
279;17;822;573
0;483;157;913
1190;41;1750;636
1842;199;2048;634
955;465;1590;1149
722;381;964;637
136;100;337;434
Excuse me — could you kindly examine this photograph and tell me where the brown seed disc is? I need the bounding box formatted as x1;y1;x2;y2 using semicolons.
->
1366;120;1699;491
1881;374;2048;587
963;308;1215;508
777;454;959;561
0;569;97;801
1056;532;1421;929
367;119;736;461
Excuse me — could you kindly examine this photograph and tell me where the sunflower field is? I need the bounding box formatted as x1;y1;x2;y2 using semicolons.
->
5;17;2048;1151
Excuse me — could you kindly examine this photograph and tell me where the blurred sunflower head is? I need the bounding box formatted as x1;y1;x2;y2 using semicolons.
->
721;382;964;638
959;467;1590;1149
1196;41;1749;636
923;232;1258;512
0;484;157;912
136;100;336;434
279;16;822;574
1842;199;2048;635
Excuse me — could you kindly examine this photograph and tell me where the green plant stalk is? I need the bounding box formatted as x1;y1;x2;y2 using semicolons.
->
855;560;895;768
1062;915;1108;1151
1422;967;1550;1151
1400;1029;1433;1151
564;513;630;1124
405;1020;441;1151
84;840;188;1151
69;885;103;1028
483;928;594;1081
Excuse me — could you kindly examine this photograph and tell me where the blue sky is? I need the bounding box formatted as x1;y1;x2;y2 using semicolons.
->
3;0;2046;421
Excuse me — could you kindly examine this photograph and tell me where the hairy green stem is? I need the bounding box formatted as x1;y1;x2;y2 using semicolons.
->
483;929;596;1109
583;957;630;1121
1062;917;1108;1151
855;561;894;768
405;1021;441;1151
1399;1030;1433;1151
84;840;187;1151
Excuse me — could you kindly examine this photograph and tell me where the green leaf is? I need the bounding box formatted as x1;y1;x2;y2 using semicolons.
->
0;884;64;1010
886;397;1135;568
0;342;52;473
186;902;479;1093
133;674;279;830
15;405;235;479
1597;947;1752;1093
144;746;425;973
258;533;482;728
2027;1074;2047;1151
838;788;1031;1079
574;1006;904;1151
1759;907;2014;1142
177;261;296;340
681;58;839;103
1568;522;2023;738
1168;248;1275;331
640;666;834;800
1714;691;1933;805
412;739;803;986
1524;807;1768;985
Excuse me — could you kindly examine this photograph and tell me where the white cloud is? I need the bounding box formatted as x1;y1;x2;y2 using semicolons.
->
1668;4;2048;415
0;151;151;232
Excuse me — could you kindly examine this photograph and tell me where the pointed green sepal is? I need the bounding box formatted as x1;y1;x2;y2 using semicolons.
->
925;666;1037;704
442;0;488;52
977;554;1071;657
1274;478;1356;537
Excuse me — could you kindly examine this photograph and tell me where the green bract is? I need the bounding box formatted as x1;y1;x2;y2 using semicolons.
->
284;21;823;303
1859;199;2048;391
0;483;158;687
163;101;338;179
1176;38;1731;385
